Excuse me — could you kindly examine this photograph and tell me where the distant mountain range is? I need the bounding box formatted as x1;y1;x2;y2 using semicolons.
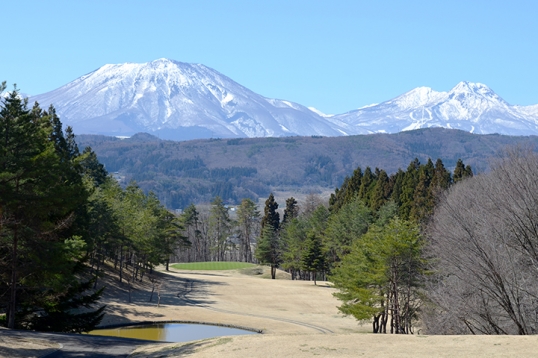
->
29;59;538;140
329;82;538;136
76;128;538;209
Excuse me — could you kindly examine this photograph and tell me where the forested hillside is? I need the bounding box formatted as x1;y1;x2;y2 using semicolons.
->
77;129;538;209
0;85;187;332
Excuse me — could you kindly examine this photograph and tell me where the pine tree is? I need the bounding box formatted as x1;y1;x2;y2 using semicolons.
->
181;204;205;262
236;198;260;262
257;193;281;279
261;193;280;232
410;159;434;222
255;225;282;279
464;164;473;179
358;167;376;203
80;146;108;186
324;198;372;269
301;232;326;285
369;169;391;211
282;197;299;227
398;158;420;220
453;159;466;183
331;218;425;334
208;196;231;261
0;86;96;330
280;217;307;280
343;167;363;207
329;166;367;213
431;158;451;190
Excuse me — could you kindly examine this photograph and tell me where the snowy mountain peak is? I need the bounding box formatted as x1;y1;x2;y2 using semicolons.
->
389;86;445;109
30;59;345;140
451;81;490;93
332;81;538;136
26;59;538;139
448;81;506;104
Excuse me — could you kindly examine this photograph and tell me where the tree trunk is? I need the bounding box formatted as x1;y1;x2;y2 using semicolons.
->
93;248;102;289
373;314;380;333
8;227;18;329
119;245;124;283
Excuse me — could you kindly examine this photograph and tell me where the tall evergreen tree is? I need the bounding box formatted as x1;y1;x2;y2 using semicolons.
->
257;193;281;279
80;146;108;186
398;158;420;220
330;167;372;213
301;232;326;285
0;86;100;330
261;193;280;232
236;198;259;262
358;167;376;203
255;225;282;279
369;169;391;211
431;158;451;190
282;197;299;227
181;204;206;262
208;196;231;261
324;198;372;269
453;159;474;183
410;159;434;221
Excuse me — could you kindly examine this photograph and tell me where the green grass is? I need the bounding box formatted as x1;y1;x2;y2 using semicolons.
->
171;261;257;271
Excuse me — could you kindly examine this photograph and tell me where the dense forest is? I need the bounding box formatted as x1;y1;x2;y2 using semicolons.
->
77;129;538;209
0;85;188;332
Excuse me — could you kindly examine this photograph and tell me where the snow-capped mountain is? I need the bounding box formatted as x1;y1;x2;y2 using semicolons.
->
30;58;345;140
330;81;538;136
28;59;538;139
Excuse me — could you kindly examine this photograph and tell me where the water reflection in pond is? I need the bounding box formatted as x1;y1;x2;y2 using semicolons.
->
90;323;257;342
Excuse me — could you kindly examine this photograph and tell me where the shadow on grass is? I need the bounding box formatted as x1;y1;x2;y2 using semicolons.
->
96;266;230;329
0;346;58;358
1;329;151;358
100;266;227;306
132;337;233;358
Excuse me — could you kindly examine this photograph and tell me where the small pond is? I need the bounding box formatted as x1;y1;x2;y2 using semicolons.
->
89;323;258;342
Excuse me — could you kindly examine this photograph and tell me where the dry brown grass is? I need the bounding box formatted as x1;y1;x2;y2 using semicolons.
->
5;264;538;357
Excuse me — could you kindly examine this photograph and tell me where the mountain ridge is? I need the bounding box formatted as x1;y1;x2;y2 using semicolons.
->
30;58;344;140
332;81;538;135
27;59;538;140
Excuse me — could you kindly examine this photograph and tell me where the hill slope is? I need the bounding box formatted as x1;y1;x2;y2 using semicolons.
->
77;128;538;209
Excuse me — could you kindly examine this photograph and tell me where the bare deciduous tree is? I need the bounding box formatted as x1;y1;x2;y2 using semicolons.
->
425;148;538;335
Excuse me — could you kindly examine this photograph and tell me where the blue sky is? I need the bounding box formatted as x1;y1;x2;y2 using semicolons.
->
2;0;536;114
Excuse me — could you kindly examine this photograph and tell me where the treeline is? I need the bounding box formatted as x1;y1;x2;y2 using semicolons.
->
0;84;187;332
173;197;260;264
253;150;538;335
171;156;472;334
249;157;473;334
329;157;473;222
